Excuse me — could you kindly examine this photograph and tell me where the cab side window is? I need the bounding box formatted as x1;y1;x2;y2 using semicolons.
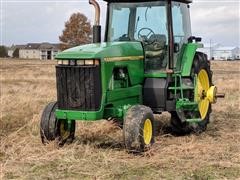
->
172;2;192;68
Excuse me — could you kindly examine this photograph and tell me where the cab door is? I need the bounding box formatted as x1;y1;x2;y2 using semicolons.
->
172;2;192;70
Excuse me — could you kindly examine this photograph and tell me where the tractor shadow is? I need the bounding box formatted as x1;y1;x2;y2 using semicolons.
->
74;137;125;150
73;121;125;150
73;114;186;151
153;113;178;136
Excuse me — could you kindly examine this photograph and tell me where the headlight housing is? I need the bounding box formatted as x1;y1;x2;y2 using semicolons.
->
58;59;100;66
57;60;69;65
80;59;100;66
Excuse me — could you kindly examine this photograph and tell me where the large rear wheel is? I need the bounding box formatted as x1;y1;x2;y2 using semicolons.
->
170;52;212;135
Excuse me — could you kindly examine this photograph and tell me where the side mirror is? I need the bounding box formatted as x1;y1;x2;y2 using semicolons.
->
174;43;180;53
188;36;202;43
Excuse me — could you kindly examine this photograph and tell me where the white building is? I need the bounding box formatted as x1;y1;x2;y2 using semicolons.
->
236;48;240;60
213;47;239;60
198;42;239;60
19;43;60;60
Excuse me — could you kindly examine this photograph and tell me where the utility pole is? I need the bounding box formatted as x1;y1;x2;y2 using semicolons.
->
210;39;212;60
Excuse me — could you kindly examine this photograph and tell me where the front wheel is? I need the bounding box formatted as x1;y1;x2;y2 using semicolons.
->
56;119;76;146
40;102;76;146
123;105;155;152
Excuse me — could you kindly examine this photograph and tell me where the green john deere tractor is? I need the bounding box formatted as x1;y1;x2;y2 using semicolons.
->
40;0;224;151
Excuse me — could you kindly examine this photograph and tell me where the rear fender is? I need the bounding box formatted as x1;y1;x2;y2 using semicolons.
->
180;43;202;76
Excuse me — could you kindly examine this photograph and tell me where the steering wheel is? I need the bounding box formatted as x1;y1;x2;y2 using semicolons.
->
138;27;155;45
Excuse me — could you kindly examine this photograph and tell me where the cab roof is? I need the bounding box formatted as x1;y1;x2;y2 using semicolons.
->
104;0;192;3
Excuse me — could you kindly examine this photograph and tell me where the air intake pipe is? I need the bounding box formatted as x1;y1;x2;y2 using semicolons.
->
89;0;101;43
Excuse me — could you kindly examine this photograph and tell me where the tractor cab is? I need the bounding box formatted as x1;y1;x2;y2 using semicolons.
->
105;0;191;73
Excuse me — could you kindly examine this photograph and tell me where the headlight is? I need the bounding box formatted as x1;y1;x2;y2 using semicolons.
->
57;60;63;65
62;60;69;65
77;61;84;66
84;60;100;66
85;60;94;65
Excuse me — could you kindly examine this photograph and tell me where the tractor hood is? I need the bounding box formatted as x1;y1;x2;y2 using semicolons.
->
55;42;144;60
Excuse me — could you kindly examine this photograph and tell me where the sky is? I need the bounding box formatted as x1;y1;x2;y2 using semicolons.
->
0;0;239;47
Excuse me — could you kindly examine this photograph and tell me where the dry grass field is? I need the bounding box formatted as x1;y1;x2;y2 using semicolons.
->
0;59;239;179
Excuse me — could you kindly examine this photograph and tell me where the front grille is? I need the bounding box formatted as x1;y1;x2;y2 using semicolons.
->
56;65;101;111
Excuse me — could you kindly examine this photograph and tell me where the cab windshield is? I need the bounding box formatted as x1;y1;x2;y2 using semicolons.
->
107;1;169;72
107;2;168;42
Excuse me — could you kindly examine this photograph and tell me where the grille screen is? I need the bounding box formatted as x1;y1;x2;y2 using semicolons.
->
56;65;101;111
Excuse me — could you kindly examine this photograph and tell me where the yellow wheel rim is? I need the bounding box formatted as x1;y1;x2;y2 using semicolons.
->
197;69;210;120
60;121;70;140
143;119;152;145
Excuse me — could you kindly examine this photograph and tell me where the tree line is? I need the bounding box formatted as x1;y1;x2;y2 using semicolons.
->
0;46;19;58
0;46;8;57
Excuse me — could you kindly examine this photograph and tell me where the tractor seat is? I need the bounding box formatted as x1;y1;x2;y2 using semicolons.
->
145;34;167;58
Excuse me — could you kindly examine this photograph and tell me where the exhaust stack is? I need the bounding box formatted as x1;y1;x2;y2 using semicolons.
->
89;0;101;43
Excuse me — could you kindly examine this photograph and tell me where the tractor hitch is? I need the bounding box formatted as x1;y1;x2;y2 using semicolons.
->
215;93;225;98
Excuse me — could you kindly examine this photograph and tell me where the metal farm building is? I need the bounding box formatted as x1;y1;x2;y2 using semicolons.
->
213;47;239;60
198;44;239;61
